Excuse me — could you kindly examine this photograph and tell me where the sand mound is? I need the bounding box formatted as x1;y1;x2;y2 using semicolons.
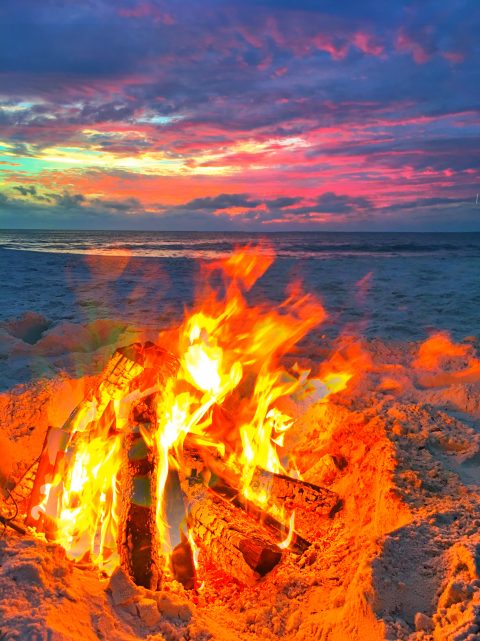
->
0;314;144;392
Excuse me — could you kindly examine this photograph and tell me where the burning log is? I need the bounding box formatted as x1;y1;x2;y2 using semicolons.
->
184;441;342;540
63;342;178;435
25;346;147;530
62;343;147;435
211;483;310;555
182;441;310;553
115;348;179;588
247;467;343;540
117;396;162;590
182;478;282;585
250;467;343;522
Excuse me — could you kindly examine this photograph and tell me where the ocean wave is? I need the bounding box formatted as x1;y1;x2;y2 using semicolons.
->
1;231;480;259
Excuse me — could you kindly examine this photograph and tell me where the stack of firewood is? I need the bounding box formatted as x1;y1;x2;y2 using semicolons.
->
15;342;342;590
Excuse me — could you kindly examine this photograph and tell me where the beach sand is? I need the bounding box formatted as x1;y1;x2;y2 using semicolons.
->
0;328;479;641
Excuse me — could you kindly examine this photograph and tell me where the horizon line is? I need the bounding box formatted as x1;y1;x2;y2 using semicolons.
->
2;228;480;234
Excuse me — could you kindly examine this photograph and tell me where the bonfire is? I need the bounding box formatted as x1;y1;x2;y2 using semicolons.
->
0;246;479;641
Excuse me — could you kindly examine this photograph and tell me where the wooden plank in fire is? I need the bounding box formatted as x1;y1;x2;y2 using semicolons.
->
211;482;310;554
24;426;70;530
115;346;179;588
183;440;342;541
182;477;283;586
117;395;162;590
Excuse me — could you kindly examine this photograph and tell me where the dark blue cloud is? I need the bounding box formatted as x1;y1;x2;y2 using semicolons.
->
1;188;477;232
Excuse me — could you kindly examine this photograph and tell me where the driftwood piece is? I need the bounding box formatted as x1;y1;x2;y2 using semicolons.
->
182;479;282;585
117;397;162;590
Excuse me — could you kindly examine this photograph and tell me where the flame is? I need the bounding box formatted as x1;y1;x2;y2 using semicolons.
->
278;511;296;550
187;530;205;590
36;245;354;575
159;246;328;507
50;435;122;570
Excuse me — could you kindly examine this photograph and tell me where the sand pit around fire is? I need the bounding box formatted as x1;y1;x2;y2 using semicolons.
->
0;334;479;641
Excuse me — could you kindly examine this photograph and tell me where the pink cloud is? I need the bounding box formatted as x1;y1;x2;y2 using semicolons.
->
118;2;174;24
395;28;431;64
352;32;384;57
442;51;465;64
312;34;348;60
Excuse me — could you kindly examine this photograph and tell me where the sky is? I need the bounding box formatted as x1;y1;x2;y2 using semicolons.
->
0;0;479;231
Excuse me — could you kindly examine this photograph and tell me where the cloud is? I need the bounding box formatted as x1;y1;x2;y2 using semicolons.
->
185;194;262;211
0;187;478;232
0;0;478;230
13;185;37;196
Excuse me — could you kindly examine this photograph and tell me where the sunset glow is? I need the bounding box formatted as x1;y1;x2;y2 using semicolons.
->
0;1;478;230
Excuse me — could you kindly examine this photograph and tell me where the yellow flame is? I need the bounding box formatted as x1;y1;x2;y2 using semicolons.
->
55;435;122;570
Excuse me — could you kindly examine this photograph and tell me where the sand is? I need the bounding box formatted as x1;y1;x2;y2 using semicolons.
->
0;332;479;641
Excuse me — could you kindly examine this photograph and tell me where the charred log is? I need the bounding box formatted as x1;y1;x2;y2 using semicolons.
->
182;478;282;585
184;441;342;540
249;467;343;539
250;467;342;517
117;397;161;590
62;344;146;435
211;482;310;554
63;342;178;436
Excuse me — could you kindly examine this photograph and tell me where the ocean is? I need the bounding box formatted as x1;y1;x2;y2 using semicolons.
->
0;231;480;340
1;230;479;390
1;230;480;338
